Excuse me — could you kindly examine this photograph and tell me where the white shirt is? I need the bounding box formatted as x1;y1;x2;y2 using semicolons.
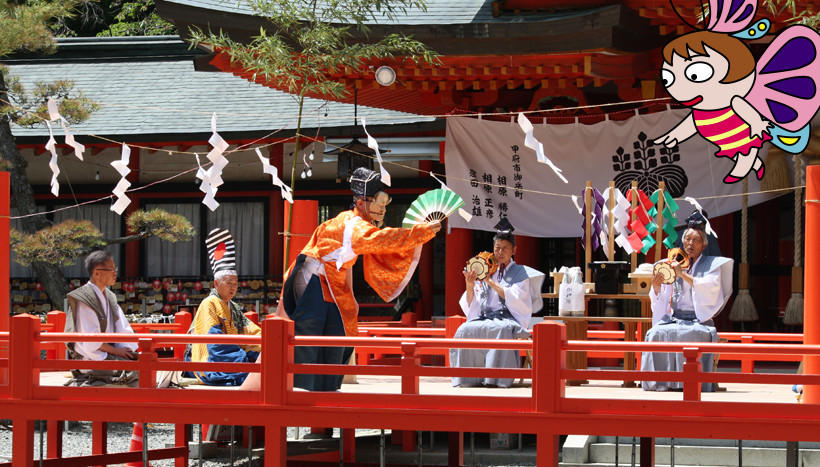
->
74;282;137;360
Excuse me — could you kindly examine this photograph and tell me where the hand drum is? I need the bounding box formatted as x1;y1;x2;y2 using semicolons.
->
652;247;691;284
466;251;498;280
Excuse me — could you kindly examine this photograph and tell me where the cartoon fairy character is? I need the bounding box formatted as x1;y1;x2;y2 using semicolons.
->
654;0;820;184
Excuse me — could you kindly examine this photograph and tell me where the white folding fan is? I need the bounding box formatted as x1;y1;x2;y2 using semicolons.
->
402;188;465;228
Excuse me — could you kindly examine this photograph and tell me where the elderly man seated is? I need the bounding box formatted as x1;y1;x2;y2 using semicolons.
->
65;250;139;386
186;228;261;386
450;218;545;388
640;212;733;392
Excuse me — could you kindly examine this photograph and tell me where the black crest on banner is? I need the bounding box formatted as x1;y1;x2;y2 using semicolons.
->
611;132;688;197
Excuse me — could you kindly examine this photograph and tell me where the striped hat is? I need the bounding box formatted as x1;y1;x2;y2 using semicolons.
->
205;228;237;277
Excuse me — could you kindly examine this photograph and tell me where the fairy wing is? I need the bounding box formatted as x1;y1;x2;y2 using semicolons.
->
746;25;820;133
707;0;760;33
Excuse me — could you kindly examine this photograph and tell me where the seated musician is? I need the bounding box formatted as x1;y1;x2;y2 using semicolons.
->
186;228;261;386
65;250;138;386
641;212;733;392
450;218;545;388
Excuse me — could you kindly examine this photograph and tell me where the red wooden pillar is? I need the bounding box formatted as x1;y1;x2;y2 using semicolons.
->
262;317;292;466
514;234;539;268
123;150;140;278
92;422;108;467
11;314;39;467
47;420;63;459
804;166;820;404
268;145;285;279
0;172;9;386
417;160;435;321
445;228;473;316
284;200;318;272
533;322;564;466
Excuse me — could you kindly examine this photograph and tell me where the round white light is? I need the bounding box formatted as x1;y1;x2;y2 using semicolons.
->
374;66;396;87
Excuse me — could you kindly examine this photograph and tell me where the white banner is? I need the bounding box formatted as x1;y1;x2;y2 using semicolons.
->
445;111;780;238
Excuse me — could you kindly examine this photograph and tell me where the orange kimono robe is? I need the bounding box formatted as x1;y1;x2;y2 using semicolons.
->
286;210;435;336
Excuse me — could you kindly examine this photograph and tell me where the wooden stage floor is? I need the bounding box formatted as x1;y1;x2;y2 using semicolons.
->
37;372;798;404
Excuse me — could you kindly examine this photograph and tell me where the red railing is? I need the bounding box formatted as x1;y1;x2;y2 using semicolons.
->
2;314;820;467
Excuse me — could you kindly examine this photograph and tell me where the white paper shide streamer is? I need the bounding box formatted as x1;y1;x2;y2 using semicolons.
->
256;148;293;203
604;187;635;255
361;117;391;187
110;144;132;214
45;122;60;197
44;98;87;197
517;112;567;183
196;113;230;211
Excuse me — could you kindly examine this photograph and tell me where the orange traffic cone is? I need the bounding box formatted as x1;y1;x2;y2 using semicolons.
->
125;422;151;466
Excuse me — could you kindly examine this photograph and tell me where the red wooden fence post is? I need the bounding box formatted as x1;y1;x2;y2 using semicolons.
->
262;317;291;467
46;311;66;360
682;347;702;402
400;342;420;451
444;315;465;367
138;338;157;389
533;322;564;466
11;314;38;467
740;335;754;373
173;311;192;360
245;311;259;325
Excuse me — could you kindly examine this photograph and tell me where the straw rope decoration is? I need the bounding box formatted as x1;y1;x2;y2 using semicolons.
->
784;154;805;326
729;178;759;324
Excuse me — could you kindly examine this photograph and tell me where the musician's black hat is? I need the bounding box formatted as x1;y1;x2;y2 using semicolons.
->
686;209;709;231
493;217;516;245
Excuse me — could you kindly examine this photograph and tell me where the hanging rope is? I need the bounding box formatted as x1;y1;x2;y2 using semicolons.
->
729;177;759;323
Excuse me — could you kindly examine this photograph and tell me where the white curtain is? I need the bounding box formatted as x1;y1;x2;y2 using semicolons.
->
144;203;201;277
54;204;122;278
206;202;265;276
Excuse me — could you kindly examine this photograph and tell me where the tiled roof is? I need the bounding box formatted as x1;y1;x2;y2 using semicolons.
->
157;0;593;25
7;37;434;140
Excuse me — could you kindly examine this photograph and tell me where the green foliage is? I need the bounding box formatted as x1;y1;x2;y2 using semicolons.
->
763;0;819;28
127;208;196;242
11;220;105;266
188;0;438;100
96;0;176;37
0;71;98;126
0;0;83;57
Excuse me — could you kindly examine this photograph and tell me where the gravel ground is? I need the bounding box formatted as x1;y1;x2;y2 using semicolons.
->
0;421;312;466
1;422;537;466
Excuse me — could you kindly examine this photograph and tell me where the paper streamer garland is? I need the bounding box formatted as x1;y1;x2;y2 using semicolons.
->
256;148;293;203
603;187;634;255
110;144;132;214
361;117;391;187
44;122;60;197
626;188;658;254
44;98;87;197
195;113;230;211
649;189;680;249
517;112;568;183
579;186;606;252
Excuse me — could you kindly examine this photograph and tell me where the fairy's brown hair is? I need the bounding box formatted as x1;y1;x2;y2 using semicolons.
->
662;31;755;84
